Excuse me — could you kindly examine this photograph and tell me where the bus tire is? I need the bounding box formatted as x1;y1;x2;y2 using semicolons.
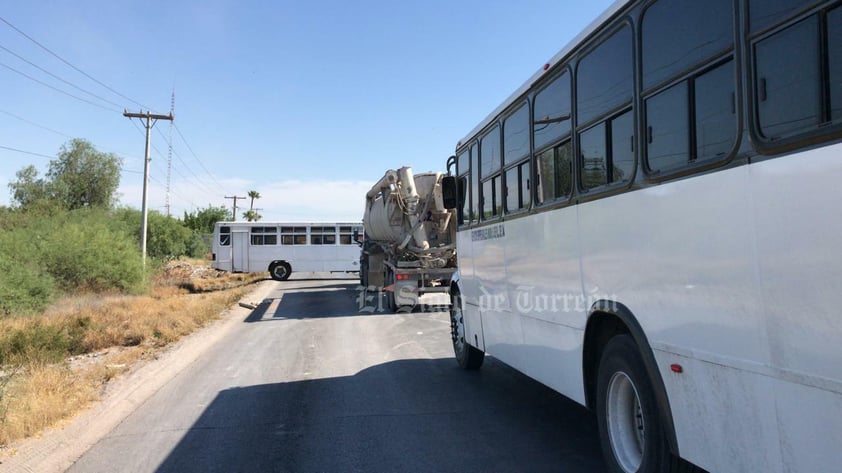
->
449;289;484;370
597;334;673;473
269;261;291;281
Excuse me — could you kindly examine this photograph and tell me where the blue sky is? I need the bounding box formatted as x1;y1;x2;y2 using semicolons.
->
0;1;614;221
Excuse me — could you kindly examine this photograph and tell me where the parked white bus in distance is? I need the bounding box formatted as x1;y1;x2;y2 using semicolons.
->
446;1;842;472
211;222;362;280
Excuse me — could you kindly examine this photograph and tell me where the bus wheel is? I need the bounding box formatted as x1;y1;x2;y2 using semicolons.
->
449;288;484;370
269;262;291;281
597;335;672;473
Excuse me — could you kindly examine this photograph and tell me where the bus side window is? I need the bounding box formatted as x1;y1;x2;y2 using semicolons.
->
219;226;231;246
755;16;820;140
480;126;502;219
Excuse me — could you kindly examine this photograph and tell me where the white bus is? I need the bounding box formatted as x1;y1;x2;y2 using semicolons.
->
211;222;362;280
446;1;842;472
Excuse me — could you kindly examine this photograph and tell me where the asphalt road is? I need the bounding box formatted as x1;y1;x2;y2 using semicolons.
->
66;277;606;473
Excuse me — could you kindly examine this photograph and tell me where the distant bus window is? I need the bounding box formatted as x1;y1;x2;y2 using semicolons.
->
281;226;307;245
219;226;231;246
250;226;278;245
310;226;337;245
339;226;355;245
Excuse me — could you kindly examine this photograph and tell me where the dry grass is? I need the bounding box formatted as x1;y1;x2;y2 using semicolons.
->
0;261;262;447
0;363;97;445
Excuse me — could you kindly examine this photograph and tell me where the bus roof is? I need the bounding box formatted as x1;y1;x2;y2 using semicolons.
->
456;0;629;150
215;221;361;227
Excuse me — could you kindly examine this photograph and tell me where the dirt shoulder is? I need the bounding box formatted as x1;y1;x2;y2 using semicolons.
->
0;279;277;473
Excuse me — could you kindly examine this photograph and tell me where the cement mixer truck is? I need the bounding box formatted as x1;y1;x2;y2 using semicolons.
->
359;166;458;312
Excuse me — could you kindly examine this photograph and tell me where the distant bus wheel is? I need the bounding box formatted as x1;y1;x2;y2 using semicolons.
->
449;288;484;370
597;335;672;473
269;262;291;281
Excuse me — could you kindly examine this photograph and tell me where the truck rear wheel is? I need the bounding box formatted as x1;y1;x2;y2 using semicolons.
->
384;267;397;313
269;261;291;281
450;288;484;370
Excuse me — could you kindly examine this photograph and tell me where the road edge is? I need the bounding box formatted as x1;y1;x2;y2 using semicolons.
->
0;280;278;473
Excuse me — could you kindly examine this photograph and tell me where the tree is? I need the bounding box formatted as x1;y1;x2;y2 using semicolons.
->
48;139;122;209
247;190;261;210
8;139;122;210
242;209;262;222
183;205;232;234
8;165;49;208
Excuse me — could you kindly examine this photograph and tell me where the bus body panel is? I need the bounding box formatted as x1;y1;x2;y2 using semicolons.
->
455;233;485;351
472;230;525;371
506;209;587;403
750;143;842;473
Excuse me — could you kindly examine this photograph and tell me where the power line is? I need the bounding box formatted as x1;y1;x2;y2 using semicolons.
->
0;60;120;113
130;119;219;198
0;107;72;138
0;15;151;111
173;123;225;190
155;127;221;195
0;43;123;109
0;144;53;159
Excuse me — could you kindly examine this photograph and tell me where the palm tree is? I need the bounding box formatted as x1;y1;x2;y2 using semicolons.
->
247;190;261;210
243;209;262;222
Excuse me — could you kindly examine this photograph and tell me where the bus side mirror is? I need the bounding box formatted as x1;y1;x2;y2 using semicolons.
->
353;229;362;245
441;175;458;210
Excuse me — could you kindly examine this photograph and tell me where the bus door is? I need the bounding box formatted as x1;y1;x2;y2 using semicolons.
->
232;230;249;272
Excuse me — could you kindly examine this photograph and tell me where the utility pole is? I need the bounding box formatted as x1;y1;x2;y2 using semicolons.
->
225;195;247;221
165;90;175;216
123;109;174;266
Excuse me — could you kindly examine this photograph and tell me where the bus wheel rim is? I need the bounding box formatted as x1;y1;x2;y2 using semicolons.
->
606;371;645;473
451;304;466;353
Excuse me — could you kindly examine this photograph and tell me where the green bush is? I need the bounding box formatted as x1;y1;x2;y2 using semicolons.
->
40;217;145;292
113;208;206;259
0;323;69;365
0;253;54;315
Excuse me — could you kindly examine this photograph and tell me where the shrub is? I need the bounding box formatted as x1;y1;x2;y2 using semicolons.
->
0;254;54;315
111;208;205;259
40;216;145;293
0;322;68;365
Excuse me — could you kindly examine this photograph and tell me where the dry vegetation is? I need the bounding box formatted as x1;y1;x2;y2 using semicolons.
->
0;260;265;446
